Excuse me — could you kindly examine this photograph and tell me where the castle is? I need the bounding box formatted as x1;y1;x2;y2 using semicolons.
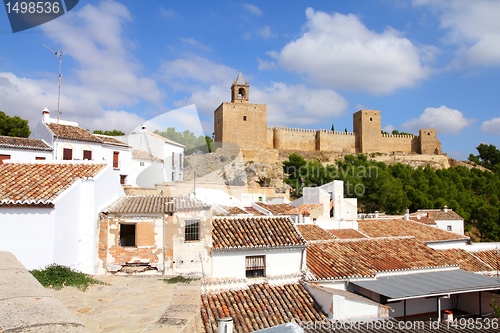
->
214;72;442;155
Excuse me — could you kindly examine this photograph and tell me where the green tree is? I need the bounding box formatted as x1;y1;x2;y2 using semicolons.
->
93;129;125;136
153;128;212;155
0;111;30;137
469;143;500;172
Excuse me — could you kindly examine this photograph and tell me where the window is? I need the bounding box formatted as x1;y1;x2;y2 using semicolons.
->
243;116;247;121
120;175;127;185
83;150;92;160
447;225;452;231
172;172;175;182
140;161;145;166
120;224;136;247
0;154;11;164
370;118;373;121
246;255;265;278
179;154;183;168
113;151;119;168
63;148;72;160
172;152;175;167
35;157;45;160
184;219;200;241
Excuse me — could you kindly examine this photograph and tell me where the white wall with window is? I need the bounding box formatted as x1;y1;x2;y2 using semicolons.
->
211;247;305;279
0;147;52;163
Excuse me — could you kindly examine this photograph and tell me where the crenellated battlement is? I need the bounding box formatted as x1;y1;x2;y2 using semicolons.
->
382;133;415;138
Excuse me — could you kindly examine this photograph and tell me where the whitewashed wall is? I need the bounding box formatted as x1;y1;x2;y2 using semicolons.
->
211;247;305;279
0;147;52;161
435;220;464;236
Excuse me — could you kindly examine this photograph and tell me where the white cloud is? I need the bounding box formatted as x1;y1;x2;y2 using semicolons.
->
258;58;277;71
402;105;474;134
257;26;276;39
480;117;500;135
0;0;163;133
383;124;396;133
243;4;262;16
276;8;431;94
413;0;500;66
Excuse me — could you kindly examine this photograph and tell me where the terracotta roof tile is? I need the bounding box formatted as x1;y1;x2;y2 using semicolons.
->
93;134;130;147
415;209;463;221
409;215;437;225
357;218;468;242
220;205;249;215
212;216;306;249
254;202;294;215
306;238;455;280
327;229;368;239
296;225;336;241
287;204;323;215
472;250;500;271
131;149;163;162
438;249;493;272
0;136;52;151
104;195;209;214
201;283;327;333
243;206;265;216
46;123;102;143
0;162;106;206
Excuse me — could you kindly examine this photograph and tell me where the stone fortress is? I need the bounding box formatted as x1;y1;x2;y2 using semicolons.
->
214;72;442;155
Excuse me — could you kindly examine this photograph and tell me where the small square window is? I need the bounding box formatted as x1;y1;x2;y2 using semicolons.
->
246;255;265;278
447;225;452;231
140;161;145;166
83;150;92;160
243;116;247;121
370;118;373;121
63;148;72;160
120;224;136;247
120;175;127;185
185;219;200;241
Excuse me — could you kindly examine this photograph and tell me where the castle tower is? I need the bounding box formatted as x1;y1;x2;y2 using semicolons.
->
231;71;249;103
353;110;382;154
214;72;267;150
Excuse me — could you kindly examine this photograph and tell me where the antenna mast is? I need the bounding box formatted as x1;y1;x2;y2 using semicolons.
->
43;43;62;159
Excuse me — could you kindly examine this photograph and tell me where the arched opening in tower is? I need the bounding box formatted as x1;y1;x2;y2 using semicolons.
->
238;87;246;99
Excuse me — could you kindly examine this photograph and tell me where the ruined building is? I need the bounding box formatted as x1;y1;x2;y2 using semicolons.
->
214;72;442;155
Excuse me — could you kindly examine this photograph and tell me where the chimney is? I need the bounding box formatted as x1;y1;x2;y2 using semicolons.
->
217;317;233;333
443;205;448;212
42;108;50;123
375;211;379;219
404;208;410;221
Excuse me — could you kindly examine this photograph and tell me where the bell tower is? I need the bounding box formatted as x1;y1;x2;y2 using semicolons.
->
231;71;249;103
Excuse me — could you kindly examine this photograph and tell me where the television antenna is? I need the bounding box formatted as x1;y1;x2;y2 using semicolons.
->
42;43;62;158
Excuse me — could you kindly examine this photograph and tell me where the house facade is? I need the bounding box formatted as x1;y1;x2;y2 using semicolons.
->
115;127;184;184
415;206;465;236
98;195;212;275
0;135;53;163
0;161;125;274
30;109;133;185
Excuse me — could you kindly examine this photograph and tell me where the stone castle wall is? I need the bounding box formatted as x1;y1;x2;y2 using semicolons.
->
316;129;356;153
271;127;317;151
380;134;419;154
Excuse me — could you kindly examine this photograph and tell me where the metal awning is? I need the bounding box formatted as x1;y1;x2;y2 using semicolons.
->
350;269;500;302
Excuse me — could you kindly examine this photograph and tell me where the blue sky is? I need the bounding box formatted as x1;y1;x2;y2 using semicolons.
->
1;0;499;159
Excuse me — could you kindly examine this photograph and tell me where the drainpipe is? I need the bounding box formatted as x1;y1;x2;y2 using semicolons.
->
217;317;233;333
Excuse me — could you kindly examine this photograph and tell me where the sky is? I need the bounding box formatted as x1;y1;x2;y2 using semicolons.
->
0;0;499;160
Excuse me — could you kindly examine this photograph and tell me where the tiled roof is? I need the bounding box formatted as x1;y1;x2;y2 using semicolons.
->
103;195;210;214
0;162;106;207
220;205;249;215
0;136;52;151
415;209;463;220
46;123;102;143
438;249;493;272
201;283;327;333
93;134;130;147
244;206;265;216
306;238;455;280
254;202;294;215
357;218;468;242
286;204;323;215
212;216;306;249
326;229;368;239
409;215;437;225
131;149;163;162
145;132;185;148
296;224;336;241
472;250;500;271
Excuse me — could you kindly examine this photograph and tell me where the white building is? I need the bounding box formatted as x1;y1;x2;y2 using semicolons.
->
0;135;53;163
290;180;358;229
30;108;134;185
414;206;465;236
115;127;184;184
0;161;125;274
210;216;306;290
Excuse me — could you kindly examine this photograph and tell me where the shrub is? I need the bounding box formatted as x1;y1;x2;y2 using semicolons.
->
30;264;106;291
160;276;199;284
